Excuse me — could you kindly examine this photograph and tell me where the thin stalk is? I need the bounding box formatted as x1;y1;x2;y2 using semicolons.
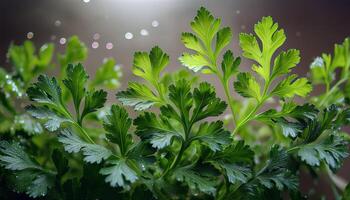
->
72;122;95;144
319;77;347;107
219;76;237;126
160;142;186;178
233;78;271;134
203;40;238;128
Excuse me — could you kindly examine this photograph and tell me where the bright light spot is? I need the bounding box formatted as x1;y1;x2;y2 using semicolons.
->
236;10;241;14
106;42;113;50
27;32;34;39
54;20;61;27
59;37;66;45
93;33;100;40
140;29;149;36
125;32;133;40
92;41;99;49
151;20;159;27
83;0;90;3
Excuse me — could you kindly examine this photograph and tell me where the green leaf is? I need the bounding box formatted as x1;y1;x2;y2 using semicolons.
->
0;141;40;170
212;141;254;164
190;7;221;45
99;159;138;187
37;43;54;68
239;33;262;63
332;37;350;70
254;16;286;54
134;112;182;149
181;32;205;55
27;75;63;109
8;41;54;84
234;72;261;101
133;46;169;84
63;63;89;112
91;58;122;90
58;36;88;71
193;121;231;152
208;141;254;184
168;79;193;117
310;56;328;85
0;141;54;197
271;49;300;79
174;167;216;195
26;105;71;131
179;52;212;73
180;7;232;75
103;105;133;155
256;145;298;191
240;16;286;81
215;27;232;56
192;82;227;122
220;163;251;184
271;75;312;98
297;134;349;170
275;118;303;138
116;82;162;111
59;129;112;164
81;89;107;120
221;50;240;82
14;114;43;135
13;170;54;198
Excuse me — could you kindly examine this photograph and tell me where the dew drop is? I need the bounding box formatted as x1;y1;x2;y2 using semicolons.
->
140;29;149;36
92;41;99;49
140;164;146;170
125;32;133;40
54;20;61;27
93;33;100;40
151;20;159;27
59;37;66;45
106;42;113;50
27;32;34;39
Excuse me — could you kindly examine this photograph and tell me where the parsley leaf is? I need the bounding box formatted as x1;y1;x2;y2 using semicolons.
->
116;82;161;111
59;129;112;164
174;166;216;195
234;72;261;101
90;58;122;90
0;141;55;197
209;141;254;184
103;105;133;155
99;159;138;188
117;46;168;110
63;63;89;114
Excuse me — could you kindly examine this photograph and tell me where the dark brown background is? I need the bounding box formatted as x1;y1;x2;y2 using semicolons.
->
1;0;350;198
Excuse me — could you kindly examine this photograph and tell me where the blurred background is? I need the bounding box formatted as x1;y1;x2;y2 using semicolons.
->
1;0;350;79
1;0;350;198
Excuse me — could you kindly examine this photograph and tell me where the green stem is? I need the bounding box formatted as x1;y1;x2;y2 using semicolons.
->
73;122;95;144
319;78;347;107
160;142;186;178
219;76;237;127
233;78;271;134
